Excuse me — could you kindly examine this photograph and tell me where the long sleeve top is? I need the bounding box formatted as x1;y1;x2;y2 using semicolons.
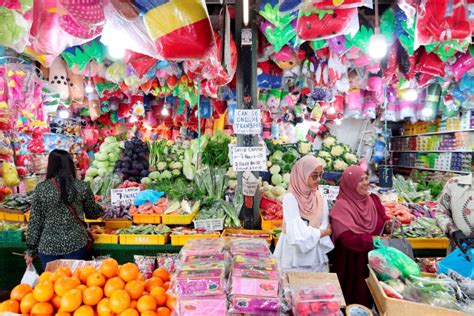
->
274;192;334;272
26;178;103;256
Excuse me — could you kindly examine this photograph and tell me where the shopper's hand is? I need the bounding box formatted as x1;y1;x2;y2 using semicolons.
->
24;254;34;266
321;224;332;237
452;230;469;253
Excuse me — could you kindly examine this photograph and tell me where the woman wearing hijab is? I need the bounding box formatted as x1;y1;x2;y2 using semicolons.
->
330;166;387;307
274;155;334;272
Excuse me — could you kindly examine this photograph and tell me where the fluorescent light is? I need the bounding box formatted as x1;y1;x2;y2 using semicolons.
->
368;33;387;60
85;84;94;94
402;88;418;101
422;107;433;118
161;107;169;116
243;0;249;26
58;109;71;119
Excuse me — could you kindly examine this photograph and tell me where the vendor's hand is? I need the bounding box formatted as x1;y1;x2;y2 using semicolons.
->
24;254;34;266
321;224;332;237
452;230;469;252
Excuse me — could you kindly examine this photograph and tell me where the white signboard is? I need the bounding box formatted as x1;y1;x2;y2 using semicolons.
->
319;185;340;201
111;187;140;206
242;171;259;196
232;146;267;172
233;109;262;134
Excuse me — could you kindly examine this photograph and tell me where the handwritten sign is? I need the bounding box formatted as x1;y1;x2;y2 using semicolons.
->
233;109;262;134
242;171;259;196
111;187;140;206
232;146;267;172
319;185;339;201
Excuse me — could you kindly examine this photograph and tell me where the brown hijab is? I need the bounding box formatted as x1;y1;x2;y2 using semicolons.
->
288;155;324;227
330;165;378;241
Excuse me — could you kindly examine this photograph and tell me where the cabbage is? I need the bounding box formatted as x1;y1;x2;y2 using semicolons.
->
271;150;284;162
104;136;117;144
272;186;286;197
86;167;99;177
266;160;273;168
283;173;291;184
98;168;108;177
157;162;167;171
95;152;108;161
171;169;181;176
162;170;172;179
141;177;152;186
84;176;93;182
108;152;119;162
183;162;196;180
94;161;109;169
270;165;281;175
149;171;161;180
171;162;182;170
271;174;283;186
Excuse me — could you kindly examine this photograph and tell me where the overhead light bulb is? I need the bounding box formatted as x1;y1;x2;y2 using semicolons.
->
403;88;418;101
368;33;387;60
161;107;169;116
422;107;433;118
85;84;94;94
58;109;71;119
327;106;336;115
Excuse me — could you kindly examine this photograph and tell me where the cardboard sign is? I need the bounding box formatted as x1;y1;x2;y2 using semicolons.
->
242;171;259;196
233;109;262;134
319;185;339;201
111;187;140;206
232;146;267;172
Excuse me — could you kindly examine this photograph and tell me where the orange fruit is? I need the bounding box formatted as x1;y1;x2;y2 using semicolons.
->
156;306;171;316
162;282;170;291
118;263;139;283
150;287;167;306
31;302;53;315
76;284;87;292
73;305;94;316
124;280;145;300
55;277;81;296
56;312;71;316
145;277;163;292
104;277;125;297
120;308;139;316
1;299;20;313
141;311;158;316
101;258;119;278
11;283;33;301
97;298;112;316
83;285;103;306
152;268;170;282
56;267;73;277
52;295;62;310
60;289;82;312
109;289;130;313
78;266;96;284
165;296;176;311
129;300;137;309
20;293;37;314
87;272;106;287
136;295;156;313
39;271;54;283
136;273;145;282
33;281;54;302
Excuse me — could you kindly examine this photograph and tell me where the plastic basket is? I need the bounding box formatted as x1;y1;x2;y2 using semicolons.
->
407;238;449;249
24;212;29;222
260;213;282;231
93;234;119;244
132;214;162;224
6;230;23;243
193;218;225;231
85;217;104;223
222;228;273;245
162;212;197;225
104;219;132;229
119;234;168;245
260;195;281;210
0;212;4;221
4;212;25;222
170;233;221;246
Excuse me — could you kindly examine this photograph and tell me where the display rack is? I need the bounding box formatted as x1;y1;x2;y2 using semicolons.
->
388;165;472;175
390;150;474;153
391;129;474;138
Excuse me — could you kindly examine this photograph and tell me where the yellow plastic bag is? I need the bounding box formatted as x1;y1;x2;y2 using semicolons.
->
2;162;20;187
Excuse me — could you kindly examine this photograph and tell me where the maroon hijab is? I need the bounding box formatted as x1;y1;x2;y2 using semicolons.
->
330;166;378;241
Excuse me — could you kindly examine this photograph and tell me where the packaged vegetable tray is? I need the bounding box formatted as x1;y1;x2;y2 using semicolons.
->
223;228;273;245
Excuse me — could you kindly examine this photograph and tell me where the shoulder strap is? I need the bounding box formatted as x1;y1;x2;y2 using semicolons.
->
50;178;86;228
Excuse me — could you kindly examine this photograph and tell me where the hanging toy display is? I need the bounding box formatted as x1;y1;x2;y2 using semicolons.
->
421;83;441;121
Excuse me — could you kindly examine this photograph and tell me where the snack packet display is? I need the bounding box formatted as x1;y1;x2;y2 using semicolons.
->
134;255;156;280
180;238;226;260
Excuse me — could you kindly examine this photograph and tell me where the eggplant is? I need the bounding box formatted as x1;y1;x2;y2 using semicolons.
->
129;169;140;176
129;176;137;182
123;161;131;169
140;169;148;177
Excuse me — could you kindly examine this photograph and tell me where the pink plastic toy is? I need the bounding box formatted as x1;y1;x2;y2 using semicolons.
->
451;52;474;81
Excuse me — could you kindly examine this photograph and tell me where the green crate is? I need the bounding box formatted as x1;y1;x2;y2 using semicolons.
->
5;230;23;243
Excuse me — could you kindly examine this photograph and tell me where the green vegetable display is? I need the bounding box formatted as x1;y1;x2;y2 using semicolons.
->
1;192;32;211
117;224;171;235
85;136;122;182
393;217;444;238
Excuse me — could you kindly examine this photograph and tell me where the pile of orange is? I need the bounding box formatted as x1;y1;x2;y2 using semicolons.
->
0;259;175;316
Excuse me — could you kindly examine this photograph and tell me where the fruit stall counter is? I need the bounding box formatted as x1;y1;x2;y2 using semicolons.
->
0;243;181;298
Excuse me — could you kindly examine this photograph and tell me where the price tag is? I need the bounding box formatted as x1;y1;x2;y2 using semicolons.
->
242;171;259;196
319;185;339;201
233;109;262;134
232;146;267;172
111;187;140;206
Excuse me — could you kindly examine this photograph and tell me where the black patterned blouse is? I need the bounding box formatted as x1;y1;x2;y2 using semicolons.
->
26;178;103;256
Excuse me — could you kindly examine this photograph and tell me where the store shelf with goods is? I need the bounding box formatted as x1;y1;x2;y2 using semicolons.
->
390;150;474;153
388;165;472;175
391;129;474;138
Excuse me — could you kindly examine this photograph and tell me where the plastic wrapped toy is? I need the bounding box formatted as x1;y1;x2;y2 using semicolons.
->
57;0;105;39
450;51;474;81
2;161;19;187
142;0;214;60
0;6;30;53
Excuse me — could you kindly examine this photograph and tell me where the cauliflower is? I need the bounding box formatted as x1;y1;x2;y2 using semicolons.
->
344;152;358;164
330;145;344;157
171;169;181;177
323;136;337;148
318;150;331;159
333;159;348;171
157;162;167;171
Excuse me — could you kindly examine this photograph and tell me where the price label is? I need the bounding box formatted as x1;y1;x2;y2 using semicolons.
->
233;109;262;134
111;187;140;206
232;146;267;172
242;171;259;196
319;185;339;201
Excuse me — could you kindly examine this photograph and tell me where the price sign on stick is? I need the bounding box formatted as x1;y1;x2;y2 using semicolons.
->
242;171;259;196
111;187;140;206
232;146;267;172
319;185;339;201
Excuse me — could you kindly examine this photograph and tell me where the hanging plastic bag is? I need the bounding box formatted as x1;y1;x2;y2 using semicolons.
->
0;6;30;53
438;246;474;279
3;161;20;187
21;264;40;287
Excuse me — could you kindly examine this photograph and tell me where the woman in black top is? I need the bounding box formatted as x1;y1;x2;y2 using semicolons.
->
25;150;103;269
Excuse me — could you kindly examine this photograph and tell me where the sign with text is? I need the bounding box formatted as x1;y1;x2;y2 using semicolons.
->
319;185;340;201
232;146;267;171
242;171;259;196
111;187;140;206
233;109;262;134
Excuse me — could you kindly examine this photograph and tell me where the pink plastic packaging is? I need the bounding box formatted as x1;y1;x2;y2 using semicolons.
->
291;284;343;316
176;268;225;296
178;295;227;316
231;295;280;314
180;238;225;260
231;269;279;297
229;238;272;258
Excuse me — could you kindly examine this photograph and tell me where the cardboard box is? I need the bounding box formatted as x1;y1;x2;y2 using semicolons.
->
286;272;346;307
366;267;468;316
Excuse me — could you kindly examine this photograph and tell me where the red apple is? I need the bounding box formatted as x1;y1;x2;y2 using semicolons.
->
325;301;340;312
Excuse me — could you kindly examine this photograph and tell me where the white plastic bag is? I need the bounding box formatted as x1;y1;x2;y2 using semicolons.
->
21;264;39;287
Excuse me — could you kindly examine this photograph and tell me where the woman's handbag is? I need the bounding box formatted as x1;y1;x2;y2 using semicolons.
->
51;179;94;251
380;218;414;259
